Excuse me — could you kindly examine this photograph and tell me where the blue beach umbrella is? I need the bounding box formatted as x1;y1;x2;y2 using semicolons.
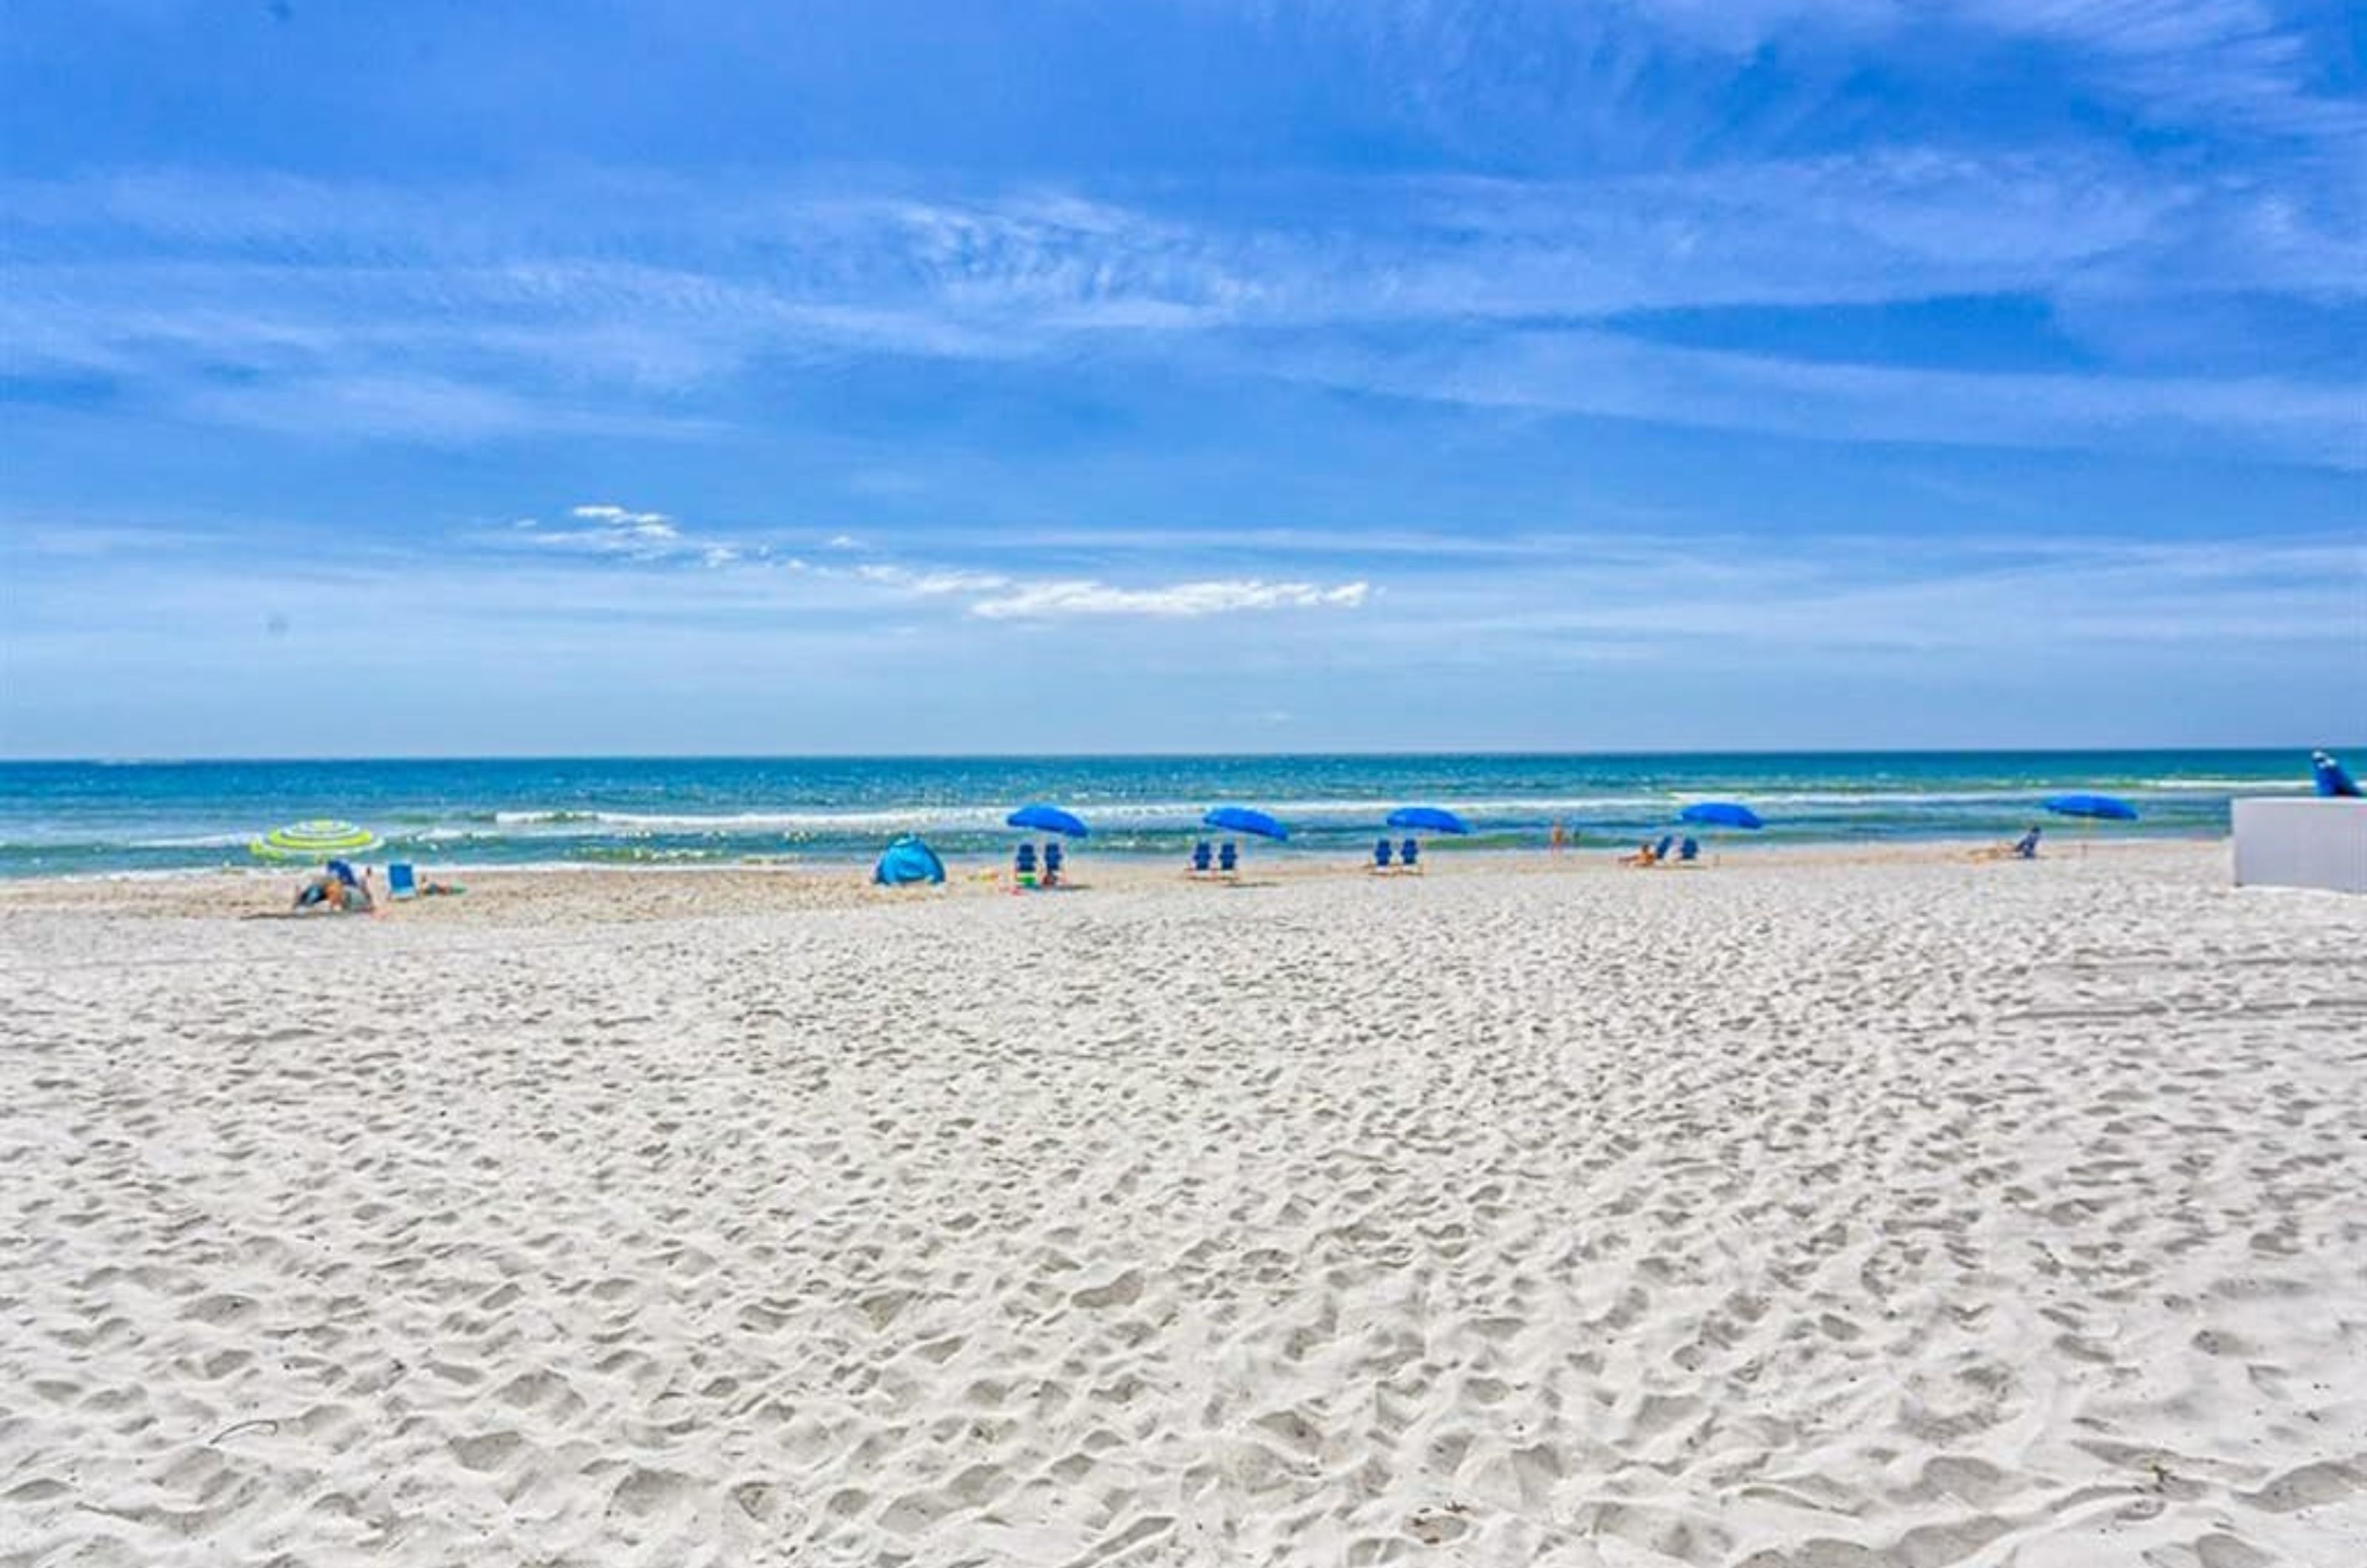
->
2313;751;2363;799
251;818;382;861
1386;806;1472;836
1678;801;1764;831
1006;802;1090;837
2044;794;2138;822
1203;805;1289;841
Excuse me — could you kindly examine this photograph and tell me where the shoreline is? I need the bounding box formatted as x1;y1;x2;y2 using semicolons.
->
0;831;2232;894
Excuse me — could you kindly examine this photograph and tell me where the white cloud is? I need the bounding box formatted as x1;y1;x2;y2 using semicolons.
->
968;578;1372;620
516;501;697;558
854;564;1013;595
567;503;678;540
841;555;1375;620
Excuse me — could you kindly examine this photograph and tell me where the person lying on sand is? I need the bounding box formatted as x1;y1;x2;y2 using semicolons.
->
1619;840;1661;867
292;869;375;913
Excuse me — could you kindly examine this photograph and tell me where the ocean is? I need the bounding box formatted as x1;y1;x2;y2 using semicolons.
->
0;750;2334;879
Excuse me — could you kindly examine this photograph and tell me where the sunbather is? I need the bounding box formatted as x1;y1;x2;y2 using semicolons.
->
294;869;374;913
1621;835;1670;867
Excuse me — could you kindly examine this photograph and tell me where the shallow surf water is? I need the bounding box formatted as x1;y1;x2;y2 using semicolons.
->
0;749;2328;877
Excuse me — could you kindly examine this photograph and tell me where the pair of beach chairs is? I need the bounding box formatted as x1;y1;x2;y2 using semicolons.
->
1186;839;1239;879
1371;838;1423;874
1012;842;1066;886
1623;835;1701;867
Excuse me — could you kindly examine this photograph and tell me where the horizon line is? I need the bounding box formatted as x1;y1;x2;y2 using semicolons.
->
2;743;2351;767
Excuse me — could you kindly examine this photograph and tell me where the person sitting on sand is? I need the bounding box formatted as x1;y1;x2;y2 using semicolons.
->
1971;825;2042;862
1620;839;1660;867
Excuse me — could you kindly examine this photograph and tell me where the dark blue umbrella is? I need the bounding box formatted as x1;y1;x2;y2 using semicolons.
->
1386;806;1471;835
2314;751;2363;799
1007;802;1090;837
1203;805;1289;841
1679;801;1763;831
2044;794;2138;822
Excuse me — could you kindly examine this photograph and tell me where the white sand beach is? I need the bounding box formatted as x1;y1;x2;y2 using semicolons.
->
2;844;2363;1566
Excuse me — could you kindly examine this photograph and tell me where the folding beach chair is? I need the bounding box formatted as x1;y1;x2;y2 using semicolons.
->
1042;841;1064;885
1399;838;1421;873
388;862;419;899
1013;842;1038;883
1189;840;1213;876
1218;840;1239;878
1673;837;1699;865
1372;837;1394;872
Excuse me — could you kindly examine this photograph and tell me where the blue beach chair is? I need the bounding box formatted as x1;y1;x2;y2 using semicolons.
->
1673;837;1699;865
1218;841;1239;877
1372;838;1394;872
1189;840;1213;877
1014;842;1038;882
1399;838;1421;873
388;862;419;899
2011;827;2040;859
1042;841;1064;885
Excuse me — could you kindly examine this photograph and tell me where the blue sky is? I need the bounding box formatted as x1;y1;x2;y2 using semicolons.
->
3;0;2361;756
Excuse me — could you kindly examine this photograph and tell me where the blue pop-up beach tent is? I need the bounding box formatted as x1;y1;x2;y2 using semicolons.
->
873;836;946;885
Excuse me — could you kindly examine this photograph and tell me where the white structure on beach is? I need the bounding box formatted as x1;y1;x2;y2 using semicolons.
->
2232;798;2367;894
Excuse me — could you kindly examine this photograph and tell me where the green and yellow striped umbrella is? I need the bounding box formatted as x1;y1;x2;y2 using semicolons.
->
249;819;382;861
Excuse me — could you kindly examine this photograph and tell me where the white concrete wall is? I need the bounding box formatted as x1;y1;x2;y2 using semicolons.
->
2232;798;2367;894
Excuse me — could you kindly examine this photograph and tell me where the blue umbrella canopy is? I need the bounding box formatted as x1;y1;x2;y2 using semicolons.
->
1007;802;1090;837
1203;805;1289;841
2044;793;2138;822
2313;751;2362;799
1678;801;1764;831
1385;806;1471;835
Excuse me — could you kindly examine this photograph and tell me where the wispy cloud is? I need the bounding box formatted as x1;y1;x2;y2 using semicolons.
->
507;502;751;564
5;120;2357;460
828;551;1371;619
1291;324;2367;468
968;578;1372;620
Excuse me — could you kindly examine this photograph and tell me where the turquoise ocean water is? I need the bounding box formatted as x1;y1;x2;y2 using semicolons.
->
0;751;2336;879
